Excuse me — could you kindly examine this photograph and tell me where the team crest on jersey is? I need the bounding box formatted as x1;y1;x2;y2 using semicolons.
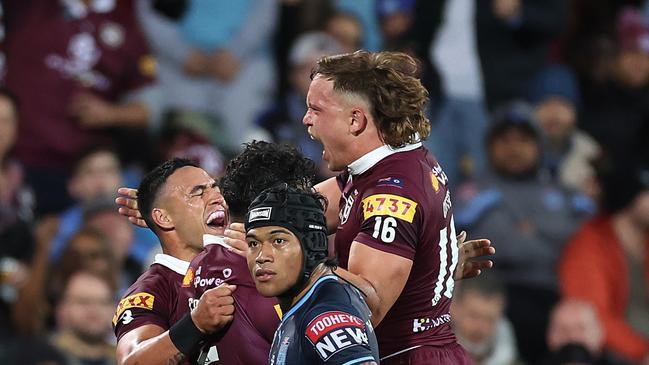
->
305;311;369;361
362;194;417;223
112;292;154;325
182;268;194;287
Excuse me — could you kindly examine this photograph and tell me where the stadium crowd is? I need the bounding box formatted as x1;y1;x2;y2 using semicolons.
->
0;0;648;364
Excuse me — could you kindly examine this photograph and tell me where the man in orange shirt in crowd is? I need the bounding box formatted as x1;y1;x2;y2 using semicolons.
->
559;162;649;363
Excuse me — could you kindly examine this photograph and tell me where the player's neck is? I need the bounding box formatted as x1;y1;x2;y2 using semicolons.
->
280;264;332;313
161;241;201;262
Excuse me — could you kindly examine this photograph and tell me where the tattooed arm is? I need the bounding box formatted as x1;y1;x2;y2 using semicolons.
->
117;325;186;365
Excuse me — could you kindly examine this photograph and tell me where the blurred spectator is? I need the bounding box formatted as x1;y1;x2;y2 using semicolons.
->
476;0;568;110
12;215;61;336
82;198;147;290
544;299;634;365
3;337;69;365
0;88;35;338
3;0;156;215
559;162;649;363
377;0;416;52
51;270;116;365
579;7;649;168
335;0;382;51
428;0;489;188
451;273;521;365
50;228;119;301
376;0;439;96
528;65;601;199
325;11;364;53
49;146;156;266
155;111;227;178
257;32;342;180
455;103;592;363
136;0;278;151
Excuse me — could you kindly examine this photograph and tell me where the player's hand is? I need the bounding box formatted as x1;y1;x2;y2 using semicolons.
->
115;187;148;228
454;231;495;281
224;223;247;257
191;284;236;334
68;92;116;128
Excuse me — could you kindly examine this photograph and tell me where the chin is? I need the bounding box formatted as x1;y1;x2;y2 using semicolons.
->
254;284;280;298
327;161;346;172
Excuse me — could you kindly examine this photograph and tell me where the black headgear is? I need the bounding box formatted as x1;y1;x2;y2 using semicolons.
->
245;185;329;295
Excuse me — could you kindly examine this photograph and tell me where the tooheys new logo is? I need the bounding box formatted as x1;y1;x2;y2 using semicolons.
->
305;311;369;361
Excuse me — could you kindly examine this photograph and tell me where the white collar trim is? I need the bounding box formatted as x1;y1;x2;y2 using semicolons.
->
153;254;190;275
348;142;422;175
203;234;233;249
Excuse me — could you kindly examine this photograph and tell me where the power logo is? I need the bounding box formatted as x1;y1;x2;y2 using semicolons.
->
305;311;369;361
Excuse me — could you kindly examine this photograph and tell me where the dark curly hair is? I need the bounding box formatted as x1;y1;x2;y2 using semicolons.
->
311;50;430;147
219;141;317;221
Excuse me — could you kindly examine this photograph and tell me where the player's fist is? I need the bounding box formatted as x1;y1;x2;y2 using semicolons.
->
191;284;236;334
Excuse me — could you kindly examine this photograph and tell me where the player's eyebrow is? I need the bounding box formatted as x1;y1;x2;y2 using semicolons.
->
189;183;207;195
246;229;292;240
269;229;292;236
188;180;218;195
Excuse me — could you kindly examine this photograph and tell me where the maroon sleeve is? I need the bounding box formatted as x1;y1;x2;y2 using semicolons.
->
354;177;422;260
113;273;173;341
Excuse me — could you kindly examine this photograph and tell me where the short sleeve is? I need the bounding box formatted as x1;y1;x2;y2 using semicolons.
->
301;307;376;364
354;178;421;260
113;284;170;340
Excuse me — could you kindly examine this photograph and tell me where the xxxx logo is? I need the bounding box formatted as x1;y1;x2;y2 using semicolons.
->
112;292;155;325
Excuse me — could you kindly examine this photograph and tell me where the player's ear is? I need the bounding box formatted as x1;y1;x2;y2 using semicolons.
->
349;108;367;136
152;207;174;230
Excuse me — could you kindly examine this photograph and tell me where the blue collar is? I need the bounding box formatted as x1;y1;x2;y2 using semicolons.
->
283;275;339;321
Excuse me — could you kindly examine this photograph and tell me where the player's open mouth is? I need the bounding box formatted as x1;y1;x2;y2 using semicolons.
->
206;210;226;229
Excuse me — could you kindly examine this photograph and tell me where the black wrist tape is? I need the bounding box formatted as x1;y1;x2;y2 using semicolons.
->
169;313;207;355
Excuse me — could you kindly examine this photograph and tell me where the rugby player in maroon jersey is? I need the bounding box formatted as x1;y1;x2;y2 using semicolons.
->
114;159;235;365
302;51;495;364
116;142;494;364
178;142;320;364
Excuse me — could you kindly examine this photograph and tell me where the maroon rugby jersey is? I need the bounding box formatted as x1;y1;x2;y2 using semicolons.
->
3;0;154;169
179;235;281;365
335;143;461;359
113;254;189;340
